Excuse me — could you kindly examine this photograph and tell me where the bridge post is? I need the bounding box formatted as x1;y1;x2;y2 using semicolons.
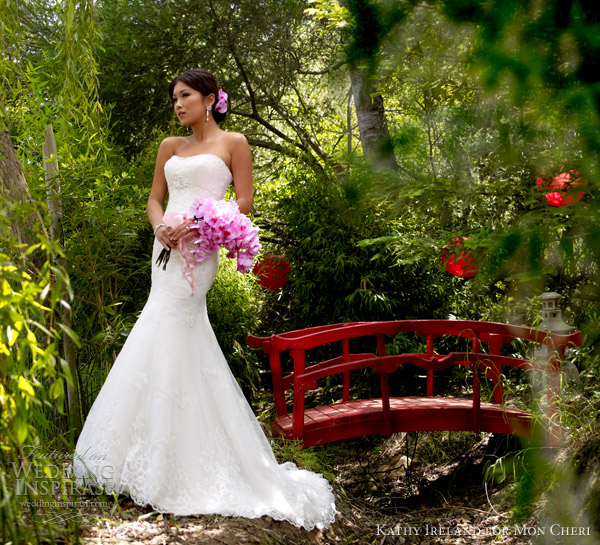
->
290;349;306;440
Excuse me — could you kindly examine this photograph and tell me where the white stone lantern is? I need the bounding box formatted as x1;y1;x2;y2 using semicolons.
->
538;292;575;335
535;291;579;382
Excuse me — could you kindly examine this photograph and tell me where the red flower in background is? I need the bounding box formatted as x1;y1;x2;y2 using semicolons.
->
536;169;586;207
441;237;477;278
253;255;291;290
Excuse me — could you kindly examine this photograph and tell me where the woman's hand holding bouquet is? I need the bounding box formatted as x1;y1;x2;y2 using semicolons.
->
155;198;261;294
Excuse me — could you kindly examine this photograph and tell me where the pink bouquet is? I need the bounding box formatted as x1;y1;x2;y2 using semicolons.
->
156;198;261;294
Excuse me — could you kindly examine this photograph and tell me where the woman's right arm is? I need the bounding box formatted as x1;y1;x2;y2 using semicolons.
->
148;139;176;250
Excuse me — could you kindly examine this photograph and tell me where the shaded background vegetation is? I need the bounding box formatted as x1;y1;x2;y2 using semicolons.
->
1;0;599;542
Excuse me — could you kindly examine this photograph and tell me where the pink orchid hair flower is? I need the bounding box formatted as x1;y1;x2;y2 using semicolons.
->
215;89;228;113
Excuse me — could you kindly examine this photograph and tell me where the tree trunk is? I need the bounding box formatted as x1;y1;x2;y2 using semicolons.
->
42;125;83;441
349;67;398;171
0;130;39;248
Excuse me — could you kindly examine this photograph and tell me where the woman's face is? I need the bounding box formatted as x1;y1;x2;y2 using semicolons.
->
172;81;213;125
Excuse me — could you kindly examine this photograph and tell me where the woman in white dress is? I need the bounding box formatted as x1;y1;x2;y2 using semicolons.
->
73;68;336;530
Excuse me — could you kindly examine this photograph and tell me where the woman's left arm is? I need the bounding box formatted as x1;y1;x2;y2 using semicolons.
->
230;133;253;215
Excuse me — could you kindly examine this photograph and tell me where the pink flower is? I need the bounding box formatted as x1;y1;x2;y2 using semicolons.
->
236;252;255;273
159;198;261;294
536;168;586;207
214;89;228;113
186;197;261;276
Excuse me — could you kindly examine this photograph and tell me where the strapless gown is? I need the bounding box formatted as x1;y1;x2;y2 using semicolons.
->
72;154;336;529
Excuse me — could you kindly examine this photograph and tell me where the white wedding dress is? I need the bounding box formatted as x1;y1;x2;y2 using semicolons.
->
72;153;336;529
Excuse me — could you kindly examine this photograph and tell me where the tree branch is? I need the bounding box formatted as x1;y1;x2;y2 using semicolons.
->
245;136;324;175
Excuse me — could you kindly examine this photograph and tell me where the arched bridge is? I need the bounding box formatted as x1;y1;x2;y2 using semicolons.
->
247;320;582;447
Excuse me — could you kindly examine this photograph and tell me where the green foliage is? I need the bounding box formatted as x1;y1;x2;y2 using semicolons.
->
3;0;600;537
270;438;336;482
322;2;600;341
484;438;600;532
0;222;80;543
96;0;337;163
481;384;600;532
572;422;600;533
343;0;418;72
55;156;153;404
257;161;459;332
55;0;104;150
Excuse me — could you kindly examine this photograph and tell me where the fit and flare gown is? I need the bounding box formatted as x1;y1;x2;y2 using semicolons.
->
72;153;336;529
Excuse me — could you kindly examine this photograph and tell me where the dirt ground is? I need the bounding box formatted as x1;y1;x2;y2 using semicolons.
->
64;386;600;545
74;432;568;545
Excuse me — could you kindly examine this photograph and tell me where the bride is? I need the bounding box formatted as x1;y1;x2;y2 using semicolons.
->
73;68;336;530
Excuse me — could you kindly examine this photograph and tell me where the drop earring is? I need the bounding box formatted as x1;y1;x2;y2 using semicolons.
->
206;106;210;122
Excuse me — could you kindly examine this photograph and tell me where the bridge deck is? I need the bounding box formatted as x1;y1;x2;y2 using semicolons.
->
272;397;532;447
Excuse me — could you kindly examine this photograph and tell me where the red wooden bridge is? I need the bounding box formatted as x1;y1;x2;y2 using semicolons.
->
247;320;582;447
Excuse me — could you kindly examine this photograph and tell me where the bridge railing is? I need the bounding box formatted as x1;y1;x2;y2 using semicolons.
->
247;320;582;446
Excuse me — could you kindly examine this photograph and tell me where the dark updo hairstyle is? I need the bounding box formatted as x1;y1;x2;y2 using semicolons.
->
168;68;227;124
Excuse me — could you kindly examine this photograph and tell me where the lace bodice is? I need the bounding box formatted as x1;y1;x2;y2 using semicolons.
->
164;154;233;213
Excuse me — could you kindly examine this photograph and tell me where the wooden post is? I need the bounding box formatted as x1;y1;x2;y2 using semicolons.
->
426;334;434;396
42;125;82;440
42;125;62;239
472;360;481;433
488;334;505;404
291;349;306;440
270;349;288;417
342;338;350;402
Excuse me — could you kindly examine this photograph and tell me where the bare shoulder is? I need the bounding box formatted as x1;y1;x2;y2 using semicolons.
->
223;131;249;149
224;132;250;164
158;136;185;155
